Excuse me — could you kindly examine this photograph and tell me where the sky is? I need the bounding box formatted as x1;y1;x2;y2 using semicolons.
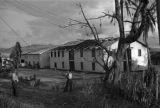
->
0;0;158;48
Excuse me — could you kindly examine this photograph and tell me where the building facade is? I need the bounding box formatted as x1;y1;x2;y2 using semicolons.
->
50;40;105;73
50;38;149;73
21;48;51;68
103;40;148;72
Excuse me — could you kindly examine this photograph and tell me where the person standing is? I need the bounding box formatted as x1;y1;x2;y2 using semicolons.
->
64;71;72;92
11;70;19;97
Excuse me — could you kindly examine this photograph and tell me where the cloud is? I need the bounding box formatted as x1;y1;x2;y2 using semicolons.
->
0;0;157;48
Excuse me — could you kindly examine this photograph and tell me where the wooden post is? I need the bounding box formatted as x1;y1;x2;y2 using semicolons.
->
156;70;159;101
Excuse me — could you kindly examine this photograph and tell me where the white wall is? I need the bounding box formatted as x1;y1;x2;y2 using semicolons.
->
40;51;50;68
21;51;50;68
104;40;148;71
21;54;40;66
130;42;148;71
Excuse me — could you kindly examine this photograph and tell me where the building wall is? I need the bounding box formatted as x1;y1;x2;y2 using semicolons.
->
74;48;104;72
21;51;50;68
50;50;69;70
130;42;148;71
104;41;148;71
39;51;50;68
50;47;104;73
21;54;40;66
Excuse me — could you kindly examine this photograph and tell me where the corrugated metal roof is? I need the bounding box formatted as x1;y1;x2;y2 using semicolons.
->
150;47;160;52
22;48;51;55
62;40;85;47
54;39;98;50
53;38;119;50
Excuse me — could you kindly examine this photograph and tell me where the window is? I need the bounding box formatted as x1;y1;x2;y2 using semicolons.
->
54;62;57;68
21;59;24;63
81;62;83;70
62;62;64;68
58;50;60;57
54;51;56;57
138;49;141;56
80;48;83;57
51;51;53;57
62;50;64;57
92;62;95;71
92;48;95;57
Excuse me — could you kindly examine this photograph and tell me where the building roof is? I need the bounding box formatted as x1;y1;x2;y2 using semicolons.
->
53;37;121;51
136;41;147;47
22;48;52;55
62;40;85;47
102;37;119;47
150;47;160;52
53;36;149;51
54;39;100;50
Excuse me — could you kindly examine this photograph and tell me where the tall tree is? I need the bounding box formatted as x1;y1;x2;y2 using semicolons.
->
63;0;156;84
156;0;160;45
10;42;22;70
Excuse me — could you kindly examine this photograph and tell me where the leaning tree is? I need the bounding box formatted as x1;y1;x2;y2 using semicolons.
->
64;0;156;84
62;0;157;104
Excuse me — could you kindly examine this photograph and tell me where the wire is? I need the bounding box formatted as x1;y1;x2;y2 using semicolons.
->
13;0;66;24
10;0;80;31
0;16;29;45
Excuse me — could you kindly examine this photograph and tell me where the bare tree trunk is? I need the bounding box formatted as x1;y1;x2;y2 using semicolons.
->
156;0;160;45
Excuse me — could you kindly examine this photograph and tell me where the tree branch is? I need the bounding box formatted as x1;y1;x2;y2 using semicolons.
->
124;20;141;24
88;12;116;20
68;18;87;25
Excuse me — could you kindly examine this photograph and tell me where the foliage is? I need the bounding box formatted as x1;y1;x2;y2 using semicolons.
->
10;42;22;69
65;0;156;85
119;69;157;107
0;94;44;108
80;79;105;108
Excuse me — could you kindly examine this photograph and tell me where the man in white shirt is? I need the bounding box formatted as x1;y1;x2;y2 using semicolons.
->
11;70;19;96
64;71;72;92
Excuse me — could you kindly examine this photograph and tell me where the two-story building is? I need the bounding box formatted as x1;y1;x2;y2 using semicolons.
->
50;38;149;73
50;39;106;73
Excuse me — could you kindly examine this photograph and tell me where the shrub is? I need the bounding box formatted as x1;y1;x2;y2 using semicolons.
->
79;79;105;108
0;94;45;108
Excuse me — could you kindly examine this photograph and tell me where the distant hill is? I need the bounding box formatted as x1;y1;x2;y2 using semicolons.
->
0;44;55;55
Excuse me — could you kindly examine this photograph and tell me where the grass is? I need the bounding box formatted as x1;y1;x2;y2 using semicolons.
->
0;94;45;108
0;69;159;108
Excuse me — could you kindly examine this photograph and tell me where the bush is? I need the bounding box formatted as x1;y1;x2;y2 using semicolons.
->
79;79;105;108
0;94;45;108
119;71;156;107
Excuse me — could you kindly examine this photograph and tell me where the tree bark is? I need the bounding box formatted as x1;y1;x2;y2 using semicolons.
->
156;0;160;45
